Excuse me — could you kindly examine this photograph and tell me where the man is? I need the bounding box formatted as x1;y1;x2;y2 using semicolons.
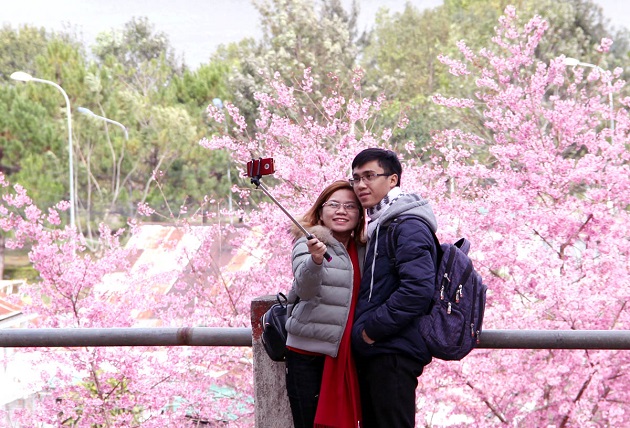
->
350;148;438;428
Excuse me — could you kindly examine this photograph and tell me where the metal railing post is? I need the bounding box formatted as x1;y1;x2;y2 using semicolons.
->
250;295;293;428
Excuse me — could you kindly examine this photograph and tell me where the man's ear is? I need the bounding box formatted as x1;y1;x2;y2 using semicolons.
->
388;174;398;189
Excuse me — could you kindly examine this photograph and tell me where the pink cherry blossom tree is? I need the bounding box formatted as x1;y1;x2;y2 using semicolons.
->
203;6;630;427
413;6;630;426
3;5;630;426
1;175;255;426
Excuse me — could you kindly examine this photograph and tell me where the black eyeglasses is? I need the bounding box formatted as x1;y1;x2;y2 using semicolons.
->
322;201;359;211
348;173;391;187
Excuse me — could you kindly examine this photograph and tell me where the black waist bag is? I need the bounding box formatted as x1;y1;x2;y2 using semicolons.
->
260;292;290;362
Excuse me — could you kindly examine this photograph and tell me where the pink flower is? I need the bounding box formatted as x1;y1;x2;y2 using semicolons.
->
597;37;614;53
438;54;470;76
432;94;475;108
301;67;313;93
137;202;155;217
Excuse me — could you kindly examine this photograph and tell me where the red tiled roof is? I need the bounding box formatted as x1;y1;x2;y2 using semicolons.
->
0;295;21;321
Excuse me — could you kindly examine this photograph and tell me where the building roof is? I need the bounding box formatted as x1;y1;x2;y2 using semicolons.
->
0;295;21;321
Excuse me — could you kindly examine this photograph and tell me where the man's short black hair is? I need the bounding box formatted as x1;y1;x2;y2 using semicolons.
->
351;148;402;186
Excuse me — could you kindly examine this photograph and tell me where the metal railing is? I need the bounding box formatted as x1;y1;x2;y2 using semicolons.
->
1;328;630;349
3;326;629;428
0;327;252;347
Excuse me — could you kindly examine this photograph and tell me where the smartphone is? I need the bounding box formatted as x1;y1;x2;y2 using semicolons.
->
246;158;275;177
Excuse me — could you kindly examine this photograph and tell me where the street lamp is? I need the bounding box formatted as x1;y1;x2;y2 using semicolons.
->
77;107;129;216
77;107;129;141
212;98;233;223
11;71;75;228
564;57;614;133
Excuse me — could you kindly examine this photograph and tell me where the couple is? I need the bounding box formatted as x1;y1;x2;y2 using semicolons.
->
285;148;438;428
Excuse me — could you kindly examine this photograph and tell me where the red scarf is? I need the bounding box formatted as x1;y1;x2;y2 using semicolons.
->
314;239;362;428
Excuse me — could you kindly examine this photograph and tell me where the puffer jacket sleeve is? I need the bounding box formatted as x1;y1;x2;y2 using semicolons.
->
364;218;436;341
291;236;324;300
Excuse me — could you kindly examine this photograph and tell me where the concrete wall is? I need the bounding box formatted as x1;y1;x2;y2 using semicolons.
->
251;295;293;428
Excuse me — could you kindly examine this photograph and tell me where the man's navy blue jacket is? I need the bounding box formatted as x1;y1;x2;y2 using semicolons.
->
352;193;438;365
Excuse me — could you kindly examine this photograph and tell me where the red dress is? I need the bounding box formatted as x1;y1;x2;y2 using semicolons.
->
314;239;362;428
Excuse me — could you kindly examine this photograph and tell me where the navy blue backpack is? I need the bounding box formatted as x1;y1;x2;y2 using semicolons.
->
387;216;487;361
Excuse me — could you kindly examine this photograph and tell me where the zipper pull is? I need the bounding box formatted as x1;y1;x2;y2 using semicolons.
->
440;285;445;300
447;302;452;314
456;284;463;303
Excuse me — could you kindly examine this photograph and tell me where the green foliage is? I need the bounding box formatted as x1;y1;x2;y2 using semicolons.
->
0;24;49;81
0;26;88;215
2;246;38;281
76;18;234;235
363;4;449;98
171;61;232;111
93;17;182;73
256;0;359;76
2;264;39;282
360;4;452;151
13;152;67;203
227;0;362;120
0;86;67;199
523;0;628;62
35;36;87;96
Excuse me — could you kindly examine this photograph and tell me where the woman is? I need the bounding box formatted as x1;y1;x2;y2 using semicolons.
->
285;180;366;428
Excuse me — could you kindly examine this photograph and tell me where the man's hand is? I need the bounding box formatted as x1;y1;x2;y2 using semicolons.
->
306;237;327;265
362;329;375;345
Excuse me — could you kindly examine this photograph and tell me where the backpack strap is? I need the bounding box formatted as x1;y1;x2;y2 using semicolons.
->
386;215;442;267
454;237;470;255
284;287;299;318
276;292;288;308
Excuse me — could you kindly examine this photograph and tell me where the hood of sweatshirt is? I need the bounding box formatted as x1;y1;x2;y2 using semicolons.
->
365;192;437;302
376;192;437;234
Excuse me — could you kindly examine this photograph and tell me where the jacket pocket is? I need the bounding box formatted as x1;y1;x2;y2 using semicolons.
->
351;322;374;355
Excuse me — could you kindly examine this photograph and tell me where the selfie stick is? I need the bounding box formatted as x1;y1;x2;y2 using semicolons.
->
249;174;332;262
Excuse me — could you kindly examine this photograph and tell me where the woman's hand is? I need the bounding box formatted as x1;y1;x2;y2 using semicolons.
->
306;237;327;265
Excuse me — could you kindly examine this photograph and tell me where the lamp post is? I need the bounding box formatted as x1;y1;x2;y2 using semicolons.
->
11;71;75;228
212;98;233;223
77;107;129;140
77;107;129;216
564;57;614;133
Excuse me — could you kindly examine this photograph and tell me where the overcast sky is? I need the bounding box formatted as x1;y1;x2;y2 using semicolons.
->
1;0;628;69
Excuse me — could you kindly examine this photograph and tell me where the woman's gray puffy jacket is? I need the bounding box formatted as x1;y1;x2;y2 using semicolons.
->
285;225;365;357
